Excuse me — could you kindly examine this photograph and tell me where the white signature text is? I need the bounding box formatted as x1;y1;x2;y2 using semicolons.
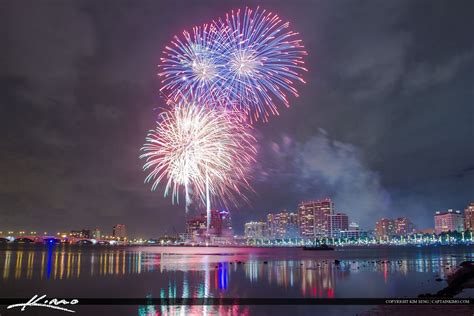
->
7;294;78;313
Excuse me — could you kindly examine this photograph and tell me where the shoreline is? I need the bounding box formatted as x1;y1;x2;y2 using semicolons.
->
0;243;472;251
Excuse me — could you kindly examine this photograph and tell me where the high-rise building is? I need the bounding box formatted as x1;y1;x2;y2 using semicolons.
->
266;210;298;238
219;210;233;237
315;199;333;237
434;209;464;234
244;222;268;239
373;217;415;238
112;224;127;240
267;213;276;238
298;202;314;238
276;211;290;238
287;212;299;238
274;211;289;238
298;199;334;238
375;218;395;239
186;216;206;239
207;210;222;236
186;210;233;240
394;217;416;236
205;209;233;237
327;213;349;238
464;202;474;232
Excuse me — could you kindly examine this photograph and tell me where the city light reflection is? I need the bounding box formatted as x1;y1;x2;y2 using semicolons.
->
1;245;473;311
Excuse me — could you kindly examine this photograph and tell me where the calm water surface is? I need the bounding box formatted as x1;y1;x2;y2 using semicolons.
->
0;244;473;315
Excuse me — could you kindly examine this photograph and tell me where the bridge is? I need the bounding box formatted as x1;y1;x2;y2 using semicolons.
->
0;235;118;245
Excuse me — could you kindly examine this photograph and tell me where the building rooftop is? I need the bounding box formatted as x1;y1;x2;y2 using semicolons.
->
298;198;333;204
435;209;462;215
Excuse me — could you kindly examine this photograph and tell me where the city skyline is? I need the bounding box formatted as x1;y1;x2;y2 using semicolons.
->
1;1;473;236
1;200;474;237
3;200;474;243
244;200;474;240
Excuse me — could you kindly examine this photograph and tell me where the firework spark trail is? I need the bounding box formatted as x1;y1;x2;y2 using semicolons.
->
158;7;307;123
140;101;257;224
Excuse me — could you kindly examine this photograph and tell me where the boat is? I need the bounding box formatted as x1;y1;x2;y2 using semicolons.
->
302;244;334;251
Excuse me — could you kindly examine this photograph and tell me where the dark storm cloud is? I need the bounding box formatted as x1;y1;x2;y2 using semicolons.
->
0;0;472;235
0;1;95;109
402;53;473;94
250;131;391;228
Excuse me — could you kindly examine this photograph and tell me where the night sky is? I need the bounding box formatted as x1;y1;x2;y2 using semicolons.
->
1;0;473;237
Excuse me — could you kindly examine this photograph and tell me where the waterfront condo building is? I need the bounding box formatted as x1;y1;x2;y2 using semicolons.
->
271;211;289;238
244;221;268;239
287;212;299;238
187;209;233;240
186;216;206;239
434;209;464;234
112;224;127;240
327;213;349;238
267;213;275;237
266;210;299;239
209;209;233;237
394;217;416;236
375;218;395;240
464;202;474;232
297;203;314;238
298;198;334;238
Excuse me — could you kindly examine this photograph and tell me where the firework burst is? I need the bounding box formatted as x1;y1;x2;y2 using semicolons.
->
140;101;256;216
158;7;307;122
159;24;227;104
217;7;308;121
